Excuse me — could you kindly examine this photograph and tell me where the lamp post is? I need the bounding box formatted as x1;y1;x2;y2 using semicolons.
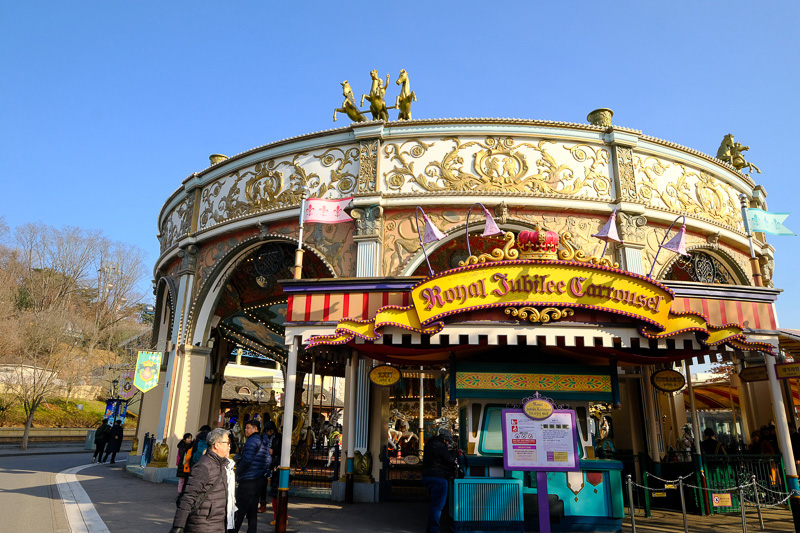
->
647;215;689;278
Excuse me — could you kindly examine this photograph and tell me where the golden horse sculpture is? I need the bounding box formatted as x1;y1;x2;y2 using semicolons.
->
717;134;761;174
361;70;391;121
395;69;416;120
333;80;367;123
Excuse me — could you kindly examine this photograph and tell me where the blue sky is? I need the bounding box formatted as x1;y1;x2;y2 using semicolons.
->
2;2;799;328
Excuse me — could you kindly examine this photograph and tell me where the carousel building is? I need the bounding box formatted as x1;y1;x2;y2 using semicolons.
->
138;84;799;530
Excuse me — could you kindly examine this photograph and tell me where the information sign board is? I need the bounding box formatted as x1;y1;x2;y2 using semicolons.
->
712;493;733;507
501;408;579;471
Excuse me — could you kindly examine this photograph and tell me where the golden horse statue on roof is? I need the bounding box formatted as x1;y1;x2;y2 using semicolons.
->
717;134;761;174
361;70;391;121
333;80;367;123
395;69;416;120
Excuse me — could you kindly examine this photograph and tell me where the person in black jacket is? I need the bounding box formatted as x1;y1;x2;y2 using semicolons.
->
102;420;124;464
92;419;110;463
233;420;270;533
261;421;284;526
171;428;235;533
422;427;458;533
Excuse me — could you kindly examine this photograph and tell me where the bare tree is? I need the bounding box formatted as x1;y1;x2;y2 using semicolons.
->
0;223;147;449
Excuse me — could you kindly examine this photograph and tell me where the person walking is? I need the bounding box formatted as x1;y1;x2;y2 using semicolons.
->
262;421;284;526
190;425;212;466
233;420;270;533
102;420;124;464
170;428;236;533
176;433;194;494
421;427;458;533
257;421;274;514
91;419;111;464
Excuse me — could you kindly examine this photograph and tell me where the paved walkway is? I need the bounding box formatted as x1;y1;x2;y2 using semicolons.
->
19;445;793;531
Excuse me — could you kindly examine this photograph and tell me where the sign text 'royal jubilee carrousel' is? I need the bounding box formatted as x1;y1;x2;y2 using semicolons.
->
307;227;774;355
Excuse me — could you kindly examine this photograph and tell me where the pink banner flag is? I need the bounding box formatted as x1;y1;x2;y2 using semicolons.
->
118;370;135;400
303;197;354;224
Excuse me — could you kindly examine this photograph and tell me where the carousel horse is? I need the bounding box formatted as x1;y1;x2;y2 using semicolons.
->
361;70;391;121
333;80;367;123
395;69;416;120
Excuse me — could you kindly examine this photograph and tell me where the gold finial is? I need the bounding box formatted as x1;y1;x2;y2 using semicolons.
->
209;154;228;165
587;108;614;127
716;134;761;174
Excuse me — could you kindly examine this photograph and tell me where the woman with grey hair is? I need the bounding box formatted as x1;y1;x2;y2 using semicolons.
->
171;428;237;533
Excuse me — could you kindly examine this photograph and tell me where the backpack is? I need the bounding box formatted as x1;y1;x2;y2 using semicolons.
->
191;438;208;464
179;448;192;475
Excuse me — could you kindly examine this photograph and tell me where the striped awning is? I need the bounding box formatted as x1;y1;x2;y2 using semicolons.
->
683;380;800;410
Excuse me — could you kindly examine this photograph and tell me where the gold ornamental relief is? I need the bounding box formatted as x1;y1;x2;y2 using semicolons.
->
505;306;575;323
383;137;611;197
634;156;743;230
198;148;358;229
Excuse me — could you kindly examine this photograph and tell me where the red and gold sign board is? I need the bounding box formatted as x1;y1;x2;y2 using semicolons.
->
307;260;773;355
651;369;686;393
369;364;401;386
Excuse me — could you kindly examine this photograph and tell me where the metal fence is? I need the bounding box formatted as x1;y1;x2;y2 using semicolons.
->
380;446;427;501
703;454;787;513
288;443;339;489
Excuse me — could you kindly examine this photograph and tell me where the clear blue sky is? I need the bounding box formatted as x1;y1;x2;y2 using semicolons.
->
2;2;799;327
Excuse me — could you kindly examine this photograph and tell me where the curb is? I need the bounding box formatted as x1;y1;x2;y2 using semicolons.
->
0;447;133;458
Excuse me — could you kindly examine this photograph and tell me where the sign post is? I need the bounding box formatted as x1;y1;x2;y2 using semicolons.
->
502;396;580;533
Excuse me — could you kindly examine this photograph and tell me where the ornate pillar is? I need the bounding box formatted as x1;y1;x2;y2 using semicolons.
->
608;131;647;275
766;353;800;524
276;336;300;532
156;244;198;463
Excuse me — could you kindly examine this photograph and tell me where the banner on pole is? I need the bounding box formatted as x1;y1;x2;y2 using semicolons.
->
746;208;794;236
118;370;135;399
134;351;163;392
304;197;353;224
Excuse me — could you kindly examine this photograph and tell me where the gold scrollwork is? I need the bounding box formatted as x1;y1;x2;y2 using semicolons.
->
458;231;519;266
635;156;741;229
383;137;610;196
504;306;575;323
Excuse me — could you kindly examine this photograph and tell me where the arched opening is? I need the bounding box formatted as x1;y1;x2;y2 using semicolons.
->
661;247;748;285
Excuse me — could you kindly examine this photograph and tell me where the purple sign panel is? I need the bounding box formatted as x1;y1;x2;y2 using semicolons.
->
501;408;580;472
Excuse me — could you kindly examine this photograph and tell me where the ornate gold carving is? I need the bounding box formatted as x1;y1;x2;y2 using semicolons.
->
199;148;358;229
615;146;637;201
634;156;742;229
333;80;367;123
587;108;613;127
351;205;383;237
494;202;510;224
717;134;760;174
358;140;379;192
759;255;774;288
361;70;391;121
160;197;194;252
131;437;138;455
505;306;575;323
149;439;170;467
354;450;374;482
209;154;228;165
383;137;610;196
618;212;647;243
559;232;619;268
395;69;416;120
459;231;519;266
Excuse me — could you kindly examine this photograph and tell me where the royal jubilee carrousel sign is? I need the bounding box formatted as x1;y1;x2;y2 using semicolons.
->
307;227;774;355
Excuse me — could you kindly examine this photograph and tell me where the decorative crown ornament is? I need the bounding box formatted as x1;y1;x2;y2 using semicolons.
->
516;224;559;260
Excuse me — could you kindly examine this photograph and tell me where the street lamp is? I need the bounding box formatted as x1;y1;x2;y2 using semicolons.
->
111;378;119;399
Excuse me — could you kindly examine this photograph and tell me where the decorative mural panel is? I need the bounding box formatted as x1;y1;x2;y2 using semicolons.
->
263;219;356;277
633;155;744;231
160;196;194;252
382;208;609;277
194;229;258;295
456;372;611;393
197;145;360;230
381;137;612;198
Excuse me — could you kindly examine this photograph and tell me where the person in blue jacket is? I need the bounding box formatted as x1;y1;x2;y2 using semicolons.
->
233;419;270;533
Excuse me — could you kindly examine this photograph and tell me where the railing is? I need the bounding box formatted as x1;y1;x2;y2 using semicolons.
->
702;453;787;513
380;445;427;501
288;443;339;489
